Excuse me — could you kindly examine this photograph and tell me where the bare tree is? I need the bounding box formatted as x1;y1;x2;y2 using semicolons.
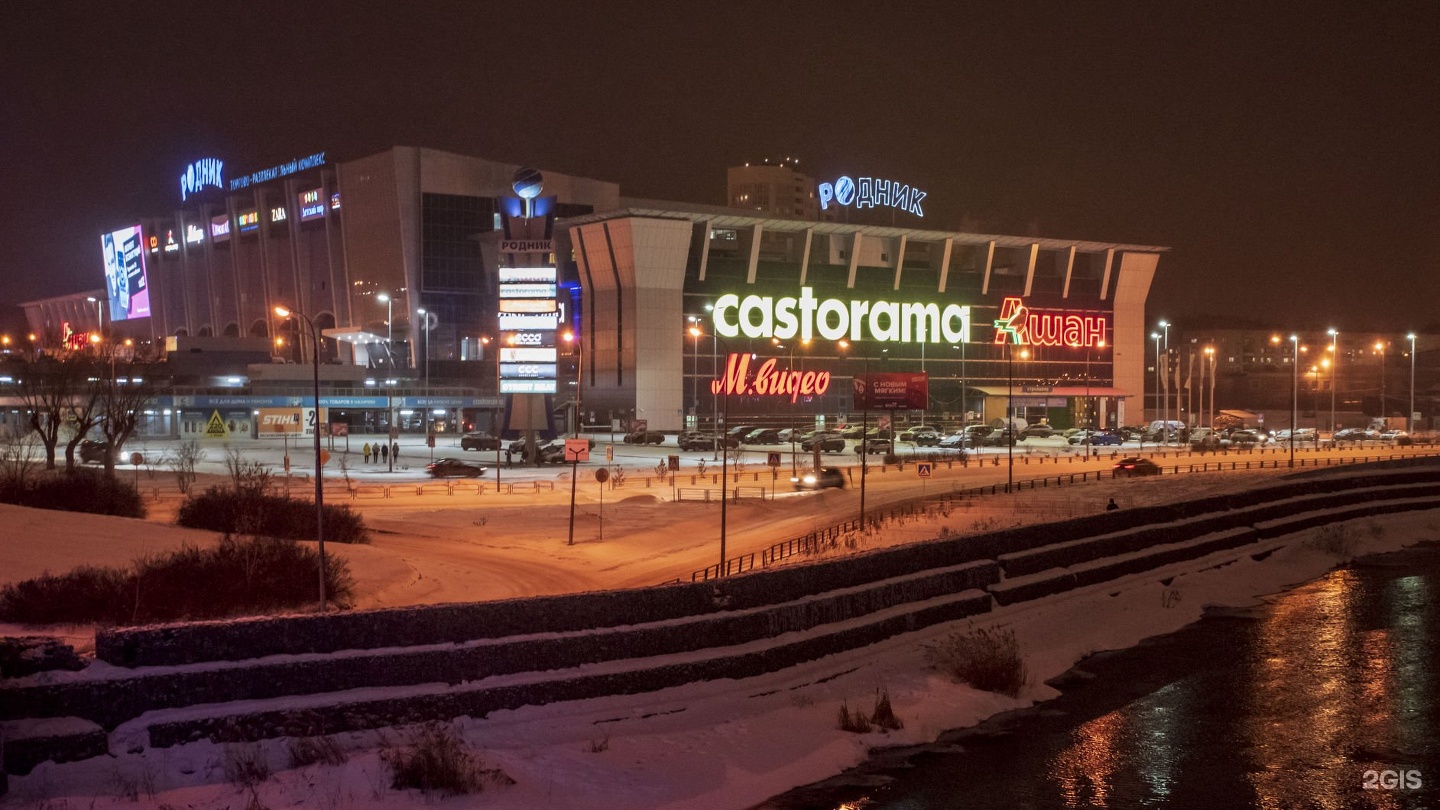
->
94;352;157;477
0;429;45;487
166;440;205;495
14;355;89;470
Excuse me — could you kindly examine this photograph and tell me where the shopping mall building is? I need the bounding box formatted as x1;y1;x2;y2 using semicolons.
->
15;147;1165;441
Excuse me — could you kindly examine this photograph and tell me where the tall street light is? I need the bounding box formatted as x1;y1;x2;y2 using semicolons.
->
1203;346;1216;430
85;296;103;336
417;307;431;447
273;305;328;612
1158;320;1171;439
1327;329;1338;437
1289;334;1299;467
690;325;730;576
376;292;394;368
563;330;583;437
1408;333;1417;434
1376;340;1388;425
1152;332;1162;430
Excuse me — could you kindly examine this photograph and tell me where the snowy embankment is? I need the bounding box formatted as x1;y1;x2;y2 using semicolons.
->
7;506;1435;809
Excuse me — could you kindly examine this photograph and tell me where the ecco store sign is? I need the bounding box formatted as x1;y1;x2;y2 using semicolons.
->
713;287;970;344
818;175;926;217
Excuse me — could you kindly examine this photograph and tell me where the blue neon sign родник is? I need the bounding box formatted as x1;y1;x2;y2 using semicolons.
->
180;158;224;201
817;175;926;217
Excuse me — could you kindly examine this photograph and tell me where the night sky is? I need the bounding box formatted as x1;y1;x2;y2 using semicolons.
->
3;2;1437;334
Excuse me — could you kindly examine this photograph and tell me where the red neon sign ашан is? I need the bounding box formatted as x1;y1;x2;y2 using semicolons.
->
993;297;1106;347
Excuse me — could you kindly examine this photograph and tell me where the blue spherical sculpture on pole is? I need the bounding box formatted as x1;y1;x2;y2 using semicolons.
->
512;168;544;200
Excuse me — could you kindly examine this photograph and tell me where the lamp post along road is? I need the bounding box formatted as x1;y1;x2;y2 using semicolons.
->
1290;335;1299;467
274;306;328;612
1328;329;1338;437
690;325;730;576
1408;333;1417;435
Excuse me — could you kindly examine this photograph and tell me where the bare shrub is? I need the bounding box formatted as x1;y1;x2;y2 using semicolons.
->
870;686;904;731
924;625;1027;697
1305;524;1356;558
381;723;511;796
288;735;348;768
837;699;872;733
223;742;271;789
166;440;205;495
586;728;610;753
1161;587;1183;609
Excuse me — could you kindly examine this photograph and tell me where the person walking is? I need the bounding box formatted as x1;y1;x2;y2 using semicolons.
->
380;443;389;465
391;441;400;463
362;442;371;464
1106;497;1120;511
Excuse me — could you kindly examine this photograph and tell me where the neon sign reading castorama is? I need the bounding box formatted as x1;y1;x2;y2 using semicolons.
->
993;297;1107;347
818;176;926;217
711;353;831;403
713;287;970;344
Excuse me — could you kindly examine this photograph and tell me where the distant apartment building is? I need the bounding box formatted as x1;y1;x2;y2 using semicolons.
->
726;157;826;221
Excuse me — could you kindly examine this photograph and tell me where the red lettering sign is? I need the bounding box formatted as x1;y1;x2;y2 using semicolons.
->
993;297;1107;348
710;353;831;403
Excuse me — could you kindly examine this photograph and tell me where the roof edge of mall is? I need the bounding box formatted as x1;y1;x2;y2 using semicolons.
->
16;146;1166;438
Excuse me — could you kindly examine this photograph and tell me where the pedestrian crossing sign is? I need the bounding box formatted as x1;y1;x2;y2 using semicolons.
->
916;462;933;478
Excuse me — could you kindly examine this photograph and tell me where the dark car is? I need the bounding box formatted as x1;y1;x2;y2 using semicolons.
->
1227;429;1264;447
1018;425;1055;440
1113;457;1161;477
678;431;725;451
78;439;111;464
743;428;782;445
427;458;487;478
898;425;941;442
459;432;501;451
726;425;757;442
854;437;892;455
791;466;846;491
800;431;846;453
623;429;665;445
983;428;1017;447
839;424;867;440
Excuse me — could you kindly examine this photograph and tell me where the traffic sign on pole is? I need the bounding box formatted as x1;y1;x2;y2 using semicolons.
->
916;462;933;478
767;452;782;467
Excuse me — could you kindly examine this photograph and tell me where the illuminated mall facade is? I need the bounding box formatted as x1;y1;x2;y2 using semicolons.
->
16;147;1165;439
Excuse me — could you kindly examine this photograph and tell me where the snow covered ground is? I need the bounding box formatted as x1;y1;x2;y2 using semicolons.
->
6;500;1435;808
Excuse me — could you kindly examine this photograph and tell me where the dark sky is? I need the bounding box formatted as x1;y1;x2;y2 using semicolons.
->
4;2;1438;334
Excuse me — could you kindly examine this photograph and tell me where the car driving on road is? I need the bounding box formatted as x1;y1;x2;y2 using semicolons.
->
1113;457;1161;477
426;458;488;478
791;466;846;490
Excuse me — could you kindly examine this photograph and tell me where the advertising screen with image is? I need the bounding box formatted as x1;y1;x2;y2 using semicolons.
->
100;224;150;321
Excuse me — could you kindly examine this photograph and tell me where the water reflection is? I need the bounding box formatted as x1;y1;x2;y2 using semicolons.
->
770;546;1440;809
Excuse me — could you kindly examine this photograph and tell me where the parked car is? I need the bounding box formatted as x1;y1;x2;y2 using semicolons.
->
791;466;846;491
1189;428;1219;450
1113;457;1161;477
743;428;782;445
1334;428;1378;441
1070;429;1123;446
426;458;487;478
726;425;757;442
982;428;1017;447
854;437;892;455
839;424;867;440
864;427;893;441
898;425;941;442
623;429;665;445
937;431;971;450
906;427;941;446
776;428;802;443
1380;430;1409;442
800;431;846;453
1018;425;1055;440
78;439;111;464
1226;429;1264;447
678;431;725;451
459;432;501;451
1272;428;1318;444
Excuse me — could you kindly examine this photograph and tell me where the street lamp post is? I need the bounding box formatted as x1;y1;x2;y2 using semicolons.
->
690;326;730;576
1159;320;1170;440
417;307;430;453
1327;329;1338;437
273;305;328;612
86;296;103;337
1408;333;1417;435
376;292;395;368
1152;332;1162;432
1377;341;1387;425
1290;334;1299;467
1203;346;1216;430
563;331;583;437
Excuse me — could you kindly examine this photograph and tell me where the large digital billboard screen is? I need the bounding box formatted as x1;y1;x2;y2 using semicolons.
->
100;224;150;321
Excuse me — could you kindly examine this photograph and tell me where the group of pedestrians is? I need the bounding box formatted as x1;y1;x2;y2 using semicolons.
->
361;442;400;464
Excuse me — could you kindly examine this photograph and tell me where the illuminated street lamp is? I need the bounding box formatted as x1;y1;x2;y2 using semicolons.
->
1327;329;1338;437
690;324;730;576
85;296;103;336
1376;340;1387;423
1152;331;1162;429
1408;333;1417;434
562;330;583;437
1203;346;1216;430
1289;335;1299;467
1158;320;1171;438
273;305;328;612
376;292;394;367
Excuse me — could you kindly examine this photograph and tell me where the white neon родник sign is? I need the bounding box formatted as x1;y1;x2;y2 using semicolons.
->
817;175;926;217
712;287;970;344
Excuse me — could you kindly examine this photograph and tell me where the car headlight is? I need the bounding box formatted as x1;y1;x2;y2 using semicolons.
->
802;475;817;485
